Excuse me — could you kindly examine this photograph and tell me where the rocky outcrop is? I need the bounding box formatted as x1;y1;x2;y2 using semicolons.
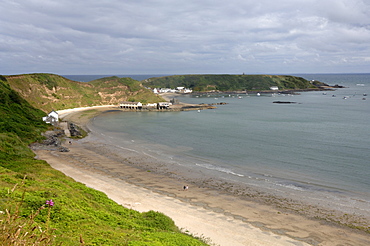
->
273;101;297;104
69;123;82;137
30;129;69;152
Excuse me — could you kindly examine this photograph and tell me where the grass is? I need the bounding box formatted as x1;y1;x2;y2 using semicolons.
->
5;74;164;113
0;159;208;245
1;177;56;245
0;76;208;245
142;74;318;92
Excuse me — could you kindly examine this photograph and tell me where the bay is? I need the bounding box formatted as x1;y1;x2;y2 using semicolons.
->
87;74;370;218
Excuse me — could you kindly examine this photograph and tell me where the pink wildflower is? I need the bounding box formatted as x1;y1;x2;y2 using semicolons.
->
45;199;54;206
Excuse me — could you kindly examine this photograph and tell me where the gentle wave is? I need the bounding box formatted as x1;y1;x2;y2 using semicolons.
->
196;163;245;177
275;182;306;191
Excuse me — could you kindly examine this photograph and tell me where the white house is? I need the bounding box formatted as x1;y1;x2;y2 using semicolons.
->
153;87;193;94
158;88;176;93
120;102;143;109
270;86;279;91
157;102;171;109
146;103;157;108
42;110;59;124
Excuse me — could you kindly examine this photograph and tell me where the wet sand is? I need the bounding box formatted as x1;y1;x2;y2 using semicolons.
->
34;105;370;246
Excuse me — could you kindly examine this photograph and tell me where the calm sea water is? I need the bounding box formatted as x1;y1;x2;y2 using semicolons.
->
86;74;370;216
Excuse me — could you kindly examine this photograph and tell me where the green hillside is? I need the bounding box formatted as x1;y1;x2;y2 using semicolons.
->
5;74;163;112
142;74;321;92
0;75;207;245
0;75;48;147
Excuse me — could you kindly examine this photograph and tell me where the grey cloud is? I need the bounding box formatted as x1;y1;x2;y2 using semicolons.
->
1;0;369;74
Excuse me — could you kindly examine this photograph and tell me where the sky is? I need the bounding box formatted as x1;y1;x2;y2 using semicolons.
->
1;0;370;75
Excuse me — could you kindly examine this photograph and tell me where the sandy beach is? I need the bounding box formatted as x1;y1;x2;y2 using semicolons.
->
33;105;370;246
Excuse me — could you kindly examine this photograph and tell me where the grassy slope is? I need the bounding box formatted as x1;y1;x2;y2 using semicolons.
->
0;75;207;245
5;74;164;113
142;74;319;91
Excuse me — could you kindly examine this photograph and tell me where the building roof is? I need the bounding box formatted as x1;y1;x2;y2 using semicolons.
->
120;102;142;105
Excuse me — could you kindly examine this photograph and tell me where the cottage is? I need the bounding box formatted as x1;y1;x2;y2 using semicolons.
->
157;102;170;109
42;110;59;125
146;103;157;108
120;102;143;110
270;86;279;91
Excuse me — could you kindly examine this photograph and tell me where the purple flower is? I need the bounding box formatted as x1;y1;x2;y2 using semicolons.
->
45;199;54;206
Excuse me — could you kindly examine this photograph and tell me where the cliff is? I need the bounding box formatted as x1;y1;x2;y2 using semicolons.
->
5;73;164;112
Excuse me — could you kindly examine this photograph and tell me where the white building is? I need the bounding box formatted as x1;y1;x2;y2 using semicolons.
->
42;110;59;124
157;102;171;109
120;102;143;109
146;103;157;108
153;87;192;94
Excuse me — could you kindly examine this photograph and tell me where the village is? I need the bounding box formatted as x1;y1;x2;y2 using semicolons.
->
152;86;193;94
119;86;194;110
41;85;212;128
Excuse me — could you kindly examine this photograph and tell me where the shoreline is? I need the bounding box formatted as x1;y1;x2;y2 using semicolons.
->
44;105;370;245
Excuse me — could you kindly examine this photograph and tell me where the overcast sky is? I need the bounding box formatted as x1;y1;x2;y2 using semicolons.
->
1;0;369;75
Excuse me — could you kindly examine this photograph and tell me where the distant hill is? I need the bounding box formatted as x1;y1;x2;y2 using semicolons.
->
142;74;326;92
5;73;164;112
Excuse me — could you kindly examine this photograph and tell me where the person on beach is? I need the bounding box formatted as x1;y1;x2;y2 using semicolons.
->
183;185;188;191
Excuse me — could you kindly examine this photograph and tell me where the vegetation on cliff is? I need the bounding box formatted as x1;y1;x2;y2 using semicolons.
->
0;75;48;147
5;73;164;113
142;74;323;92
0;76;207;245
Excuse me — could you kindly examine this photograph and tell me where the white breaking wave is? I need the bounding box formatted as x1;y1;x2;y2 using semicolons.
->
196;163;244;177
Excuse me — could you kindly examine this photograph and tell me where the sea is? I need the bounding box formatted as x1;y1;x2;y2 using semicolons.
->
64;74;370;218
